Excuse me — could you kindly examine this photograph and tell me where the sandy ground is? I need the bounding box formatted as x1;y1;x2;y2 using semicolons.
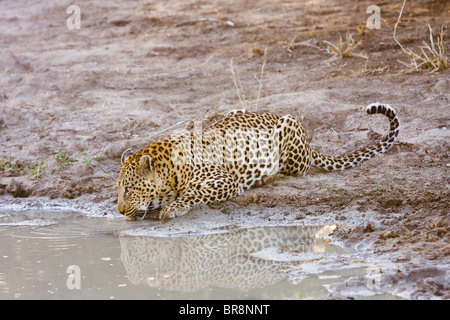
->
0;0;449;299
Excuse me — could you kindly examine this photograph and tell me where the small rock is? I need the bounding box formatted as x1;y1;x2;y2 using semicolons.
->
6;179;31;198
379;229;398;240
103;140;128;159
363;223;375;232
295;212;306;220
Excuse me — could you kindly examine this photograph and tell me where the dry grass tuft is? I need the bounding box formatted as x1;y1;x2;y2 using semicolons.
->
229;48;267;112
394;0;448;74
323;33;367;59
396;25;448;74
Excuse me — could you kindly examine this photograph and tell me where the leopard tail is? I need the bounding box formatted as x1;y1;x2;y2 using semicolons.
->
311;103;400;171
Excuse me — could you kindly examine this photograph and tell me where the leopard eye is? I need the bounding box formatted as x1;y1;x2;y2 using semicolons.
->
124;187;129;197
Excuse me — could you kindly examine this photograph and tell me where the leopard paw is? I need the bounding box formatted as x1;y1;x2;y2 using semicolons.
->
158;207;175;220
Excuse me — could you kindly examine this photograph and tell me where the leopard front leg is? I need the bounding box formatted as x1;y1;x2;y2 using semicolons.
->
158;192;200;219
159;165;241;220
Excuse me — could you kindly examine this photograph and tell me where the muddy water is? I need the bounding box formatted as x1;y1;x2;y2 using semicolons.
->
1;210;375;300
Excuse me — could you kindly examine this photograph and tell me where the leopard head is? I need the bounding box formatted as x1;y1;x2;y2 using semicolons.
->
117;149;162;219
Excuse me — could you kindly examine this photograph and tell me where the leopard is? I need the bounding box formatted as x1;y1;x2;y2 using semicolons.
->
117;103;399;220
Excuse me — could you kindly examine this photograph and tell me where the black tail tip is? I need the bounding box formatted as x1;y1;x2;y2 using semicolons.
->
366;103;397;119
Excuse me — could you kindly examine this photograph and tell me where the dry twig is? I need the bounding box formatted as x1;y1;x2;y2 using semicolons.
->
175;17;235;28
229;49;268;112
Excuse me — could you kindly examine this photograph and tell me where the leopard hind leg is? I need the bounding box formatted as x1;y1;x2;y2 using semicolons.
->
273;115;313;176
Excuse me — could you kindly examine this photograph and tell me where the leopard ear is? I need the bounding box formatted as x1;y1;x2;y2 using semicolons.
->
139;155;153;172
121;149;133;165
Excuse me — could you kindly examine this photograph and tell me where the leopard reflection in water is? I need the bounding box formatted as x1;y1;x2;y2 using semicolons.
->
119;225;341;292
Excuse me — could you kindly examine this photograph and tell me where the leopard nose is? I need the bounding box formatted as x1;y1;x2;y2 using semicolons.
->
117;203;125;215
